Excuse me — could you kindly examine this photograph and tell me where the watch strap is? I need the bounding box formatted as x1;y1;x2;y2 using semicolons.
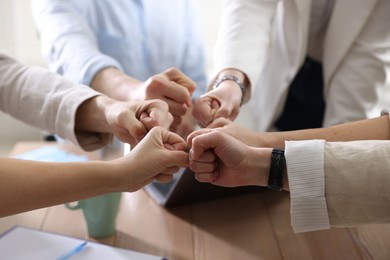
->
268;149;286;191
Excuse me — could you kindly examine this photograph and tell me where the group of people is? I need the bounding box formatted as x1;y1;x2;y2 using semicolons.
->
1;0;389;233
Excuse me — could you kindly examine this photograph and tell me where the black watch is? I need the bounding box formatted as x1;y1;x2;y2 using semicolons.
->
267;149;286;191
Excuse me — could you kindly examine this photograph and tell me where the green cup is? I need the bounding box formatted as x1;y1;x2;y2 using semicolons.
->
65;192;122;238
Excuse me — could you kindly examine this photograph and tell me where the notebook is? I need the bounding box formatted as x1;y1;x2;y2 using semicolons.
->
0;226;164;260
144;167;263;207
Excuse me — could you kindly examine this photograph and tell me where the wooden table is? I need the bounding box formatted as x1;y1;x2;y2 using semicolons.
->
1;142;390;260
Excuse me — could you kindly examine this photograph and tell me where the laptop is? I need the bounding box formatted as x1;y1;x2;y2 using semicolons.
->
144;167;264;207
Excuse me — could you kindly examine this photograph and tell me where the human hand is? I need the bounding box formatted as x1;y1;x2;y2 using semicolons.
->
92;67;196;130
171;104;199;139
132;68;196;129
103;98;173;146
112;127;189;192
207;118;260;147
193;81;242;127
187;129;269;187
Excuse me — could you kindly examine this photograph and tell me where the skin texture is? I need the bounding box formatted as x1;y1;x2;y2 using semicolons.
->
186;115;390;190
91;67;197;138
207;115;390;148
0;127;188;217
193;68;250;127
75;95;173;146
187;128;272;188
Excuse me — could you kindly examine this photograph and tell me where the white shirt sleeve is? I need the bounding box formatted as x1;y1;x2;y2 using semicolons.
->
285;139;330;233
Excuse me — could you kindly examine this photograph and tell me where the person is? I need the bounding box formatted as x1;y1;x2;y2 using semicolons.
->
187;114;390;233
0;54;188;217
31;0;207;138
193;0;390;132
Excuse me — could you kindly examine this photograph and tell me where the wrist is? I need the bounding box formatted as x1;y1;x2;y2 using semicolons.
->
211;81;242;108
217;69;250;103
75;95;112;133
94;95;118;133
246;147;272;186
253;132;286;148
92;67;141;101
89;161;123;193
267;148;287;191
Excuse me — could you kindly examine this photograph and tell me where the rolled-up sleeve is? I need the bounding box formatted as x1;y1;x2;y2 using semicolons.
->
31;0;123;85
0;54;112;151
285;139;330;233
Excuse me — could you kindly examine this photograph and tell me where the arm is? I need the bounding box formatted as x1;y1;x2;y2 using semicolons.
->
187;129;390;232
0;54;103;149
0;127;188;217
31;0;123;86
193;0;279;126
285;139;390;232
0;54;173;150
208;115;390;148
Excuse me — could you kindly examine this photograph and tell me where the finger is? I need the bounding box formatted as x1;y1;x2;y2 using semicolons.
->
213;108;231;121
186;128;216;149
114;127;138;146
189;160;218;173
147;77;192;106
117;113;148;142
207;117;232;128
165;150;189;168
161;166;181;175
137;100;173;130
154;174;174;183
190;130;229;160
189;150;215;163
194;172;219;183
159;127;187;151
162;68;196;95
140;111;173;130
163;98;188;117
193;97;219;127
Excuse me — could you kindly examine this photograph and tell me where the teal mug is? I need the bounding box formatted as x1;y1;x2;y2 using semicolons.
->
65;192;122;238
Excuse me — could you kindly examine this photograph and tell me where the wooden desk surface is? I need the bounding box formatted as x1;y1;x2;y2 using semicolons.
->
1;142;390;260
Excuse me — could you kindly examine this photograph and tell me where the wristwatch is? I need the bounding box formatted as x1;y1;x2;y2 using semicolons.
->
213;75;246;106
267;149;285;191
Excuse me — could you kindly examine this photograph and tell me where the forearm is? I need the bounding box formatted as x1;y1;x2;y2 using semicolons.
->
91;67;141;102
0;158;120;217
75;95;113;133
257;115;390;148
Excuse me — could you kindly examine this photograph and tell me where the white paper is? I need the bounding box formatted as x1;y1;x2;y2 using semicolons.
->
0;226;164;260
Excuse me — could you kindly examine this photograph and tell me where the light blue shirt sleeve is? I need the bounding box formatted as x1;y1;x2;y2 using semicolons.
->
32;0;207;98
31;0;124;86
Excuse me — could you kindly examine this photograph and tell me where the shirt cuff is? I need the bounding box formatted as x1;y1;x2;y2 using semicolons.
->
285;140;330;233
78;55;124;85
